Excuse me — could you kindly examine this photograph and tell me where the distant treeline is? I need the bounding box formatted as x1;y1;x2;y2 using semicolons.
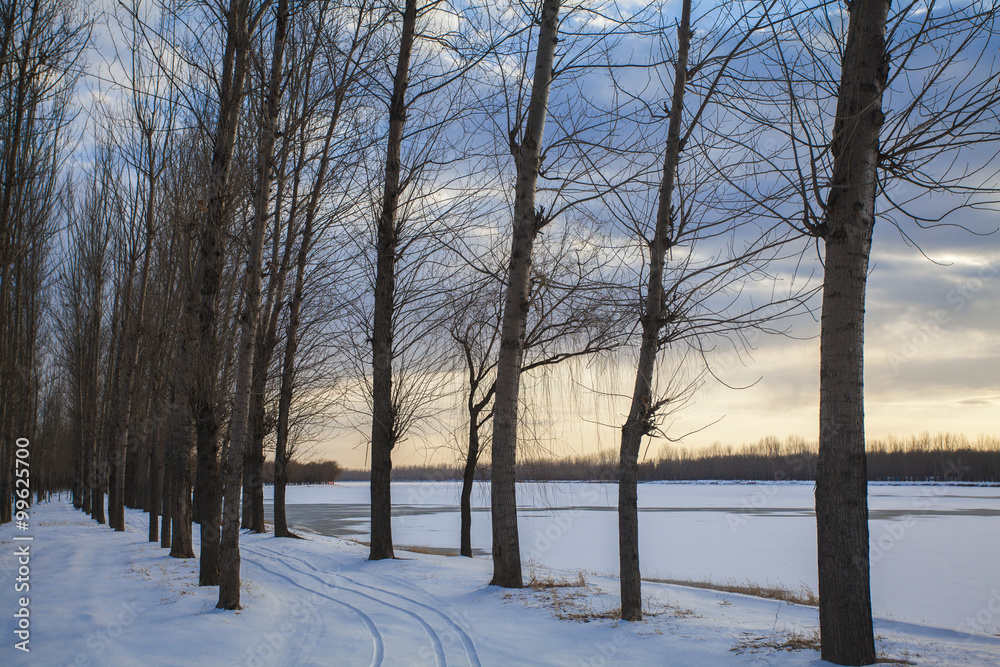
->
263;460;343;485
337;433;1000;483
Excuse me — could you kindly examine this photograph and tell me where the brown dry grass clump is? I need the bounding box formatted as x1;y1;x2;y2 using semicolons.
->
646;576;818;606
732;629;916;664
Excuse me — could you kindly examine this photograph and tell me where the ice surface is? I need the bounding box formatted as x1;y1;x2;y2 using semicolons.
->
264;481;1000;632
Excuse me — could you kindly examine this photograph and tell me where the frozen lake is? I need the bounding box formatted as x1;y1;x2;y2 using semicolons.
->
263;481;1000;634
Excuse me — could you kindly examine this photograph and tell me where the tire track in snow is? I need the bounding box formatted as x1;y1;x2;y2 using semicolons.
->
249;544;446;667
335;572;480;667
254;544;480;667
244;553;331;667
252;544;469;667
241;546;384;667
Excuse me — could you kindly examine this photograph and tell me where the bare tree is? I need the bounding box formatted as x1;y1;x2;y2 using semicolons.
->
161;0;271;588
102;0;176;531
58;146;115;526
272;0;378;538
488;0;562;589
367;0;419;561
726;1;1000;661
611;0;804;622
449;225;624;557
0;0;88;523
484;0;662;588
358;0;498;561
218;0;288;609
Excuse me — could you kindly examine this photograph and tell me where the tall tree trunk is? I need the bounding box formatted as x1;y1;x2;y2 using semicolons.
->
219;0;288;608
169;384;194;558
273;61;347;539
111;187;155;531
148;410;162;542
249;110;300;532
248;439;264;532
369;0;418;562
195;412;222;584
814;0;888;663
160;453;172;549
460;408;481;558
241;456;252;529
490;0;561;589
0;0;37;524
618;0;691;622
193;0;256;588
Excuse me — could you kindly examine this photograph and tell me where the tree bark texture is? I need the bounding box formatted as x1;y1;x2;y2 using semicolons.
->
490;0;561;589
815;0;888;664
169;383;195;558
460;406;483;558
219;0;288;609
617;0;691;622
369;0;418;562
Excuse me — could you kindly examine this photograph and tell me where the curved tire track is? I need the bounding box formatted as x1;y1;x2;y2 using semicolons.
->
241;545;384;667
253;543;479;667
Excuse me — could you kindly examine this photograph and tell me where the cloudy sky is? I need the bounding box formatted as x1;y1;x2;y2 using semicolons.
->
80;0;997;470
316;213;998;469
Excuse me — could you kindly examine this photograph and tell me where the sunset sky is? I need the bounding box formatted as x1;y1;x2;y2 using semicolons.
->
317;218;999;469
78;0;998;471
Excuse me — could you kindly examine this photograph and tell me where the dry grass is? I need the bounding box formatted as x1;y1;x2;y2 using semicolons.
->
510;570;699;623
732;628;821;654
646;576;818;606
733;629;916;665
505;571;611;622
397;545;462;557
527;572;588;589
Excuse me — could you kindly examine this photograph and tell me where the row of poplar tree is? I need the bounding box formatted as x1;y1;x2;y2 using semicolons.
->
1;0;998;664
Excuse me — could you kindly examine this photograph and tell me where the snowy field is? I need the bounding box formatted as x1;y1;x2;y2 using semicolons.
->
264;481;1000;634
2;500;999;666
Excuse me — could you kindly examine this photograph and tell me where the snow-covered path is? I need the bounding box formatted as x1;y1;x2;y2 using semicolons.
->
2;500;998;666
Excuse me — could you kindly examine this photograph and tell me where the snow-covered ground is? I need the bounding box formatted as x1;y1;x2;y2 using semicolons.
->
4;499;997;665
264;481;1000;633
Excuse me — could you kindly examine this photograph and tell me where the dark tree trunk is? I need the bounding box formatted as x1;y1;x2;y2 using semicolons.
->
111;221;154;530
196;415;222;585
248;441;264;532
148;416;162;542
241;457;252;529
272;231;305;539
617;0;691;622
218;0;288;608
273;451;291;536
814;1;888;664
92;456;105;525
193;0;258;590
160;457;172;549
169;386;195;559
460;413;480;558
490;0;561;589
82;436;92;515
369;0;418;562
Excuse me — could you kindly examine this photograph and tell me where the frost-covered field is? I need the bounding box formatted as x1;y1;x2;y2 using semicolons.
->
2;499;999;666
265;481;1000;634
